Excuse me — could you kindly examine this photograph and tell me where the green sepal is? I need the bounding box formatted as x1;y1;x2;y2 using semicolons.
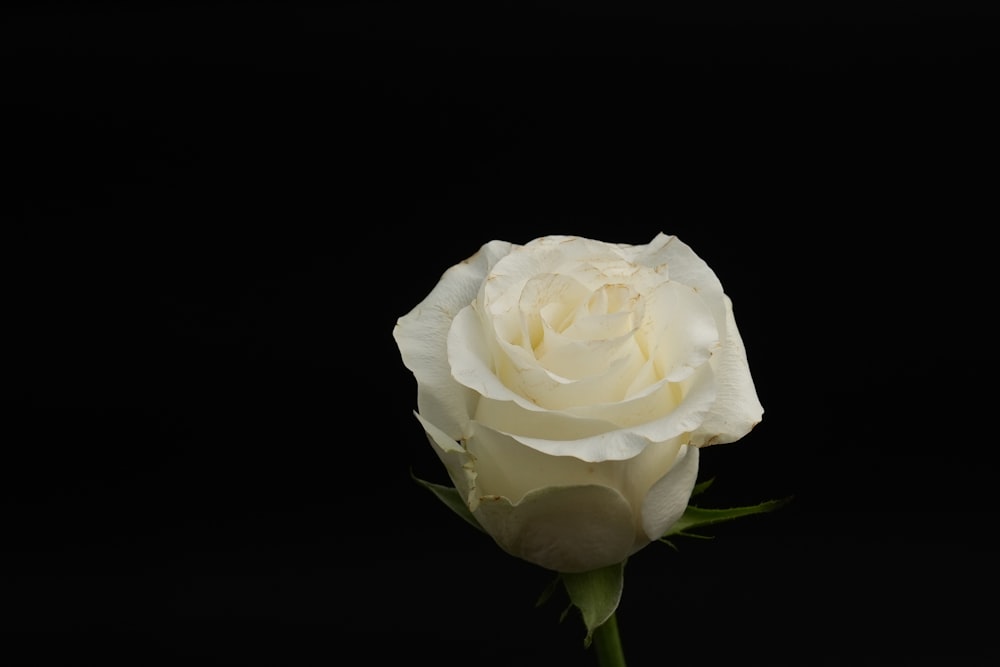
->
410;470;484;533
560;560;625;648
535;574;562;608
536;575;575;622
691;476;715;497
661;495;793;542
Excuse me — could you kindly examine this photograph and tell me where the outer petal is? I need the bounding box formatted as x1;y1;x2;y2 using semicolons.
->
638;444;700;542
394;240;513;439
480;363;716;462
473;484;636;573
469;424;688;535
632;233;763;446
467;421;623;502
636;233;725;300
689;296;764;446
414;412;479;511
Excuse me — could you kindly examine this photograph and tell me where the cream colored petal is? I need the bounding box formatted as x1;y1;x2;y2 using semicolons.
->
467;421;623;502
458;325;717;462
616;232;674;277
482;235;655;309
535;322;645;384
640;280;720;383
394;240;514;439
500;364;716;462
473;484;636;573
447;303;528;405
481;241;574;314
474;397;622;444
624;356;659;397
449;301;630;414
491;420;654;463
620;435;685;515
630;233;726;303
518;272;592;334
639;444;700;542
462;339;682;429
469;423;687;534
629;234;763;446
690;296;764;446
414;412;479;511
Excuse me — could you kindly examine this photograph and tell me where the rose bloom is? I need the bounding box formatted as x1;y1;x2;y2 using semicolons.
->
394;234;763;573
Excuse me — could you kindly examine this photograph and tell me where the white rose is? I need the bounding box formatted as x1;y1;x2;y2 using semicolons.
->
393;233;763;573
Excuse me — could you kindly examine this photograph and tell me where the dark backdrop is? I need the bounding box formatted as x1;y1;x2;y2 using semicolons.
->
4;3;998;665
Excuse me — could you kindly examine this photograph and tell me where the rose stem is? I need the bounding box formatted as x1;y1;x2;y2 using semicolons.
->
593;612;627;667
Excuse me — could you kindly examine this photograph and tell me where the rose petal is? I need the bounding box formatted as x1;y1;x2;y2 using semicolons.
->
690;296;764;446
535;325;641;381
447;302;508;398
640;280;720;383
639;444;700;542
619;232;678;270
481;236;626;312
451;309;660;420
414;412;479;511
471;423;688;525
485;415;655;462
626;233;725;301
484;364;716;462
474;397;622;444
621;435;686;514
473;484;636;573
394;240;513;439
494;332;646;409
467;422;622;501
629;234;763;445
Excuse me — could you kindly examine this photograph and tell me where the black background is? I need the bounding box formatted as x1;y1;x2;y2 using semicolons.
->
4;3;999;665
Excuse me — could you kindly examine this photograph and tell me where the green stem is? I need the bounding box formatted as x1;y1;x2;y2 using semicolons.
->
593;612;626;667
